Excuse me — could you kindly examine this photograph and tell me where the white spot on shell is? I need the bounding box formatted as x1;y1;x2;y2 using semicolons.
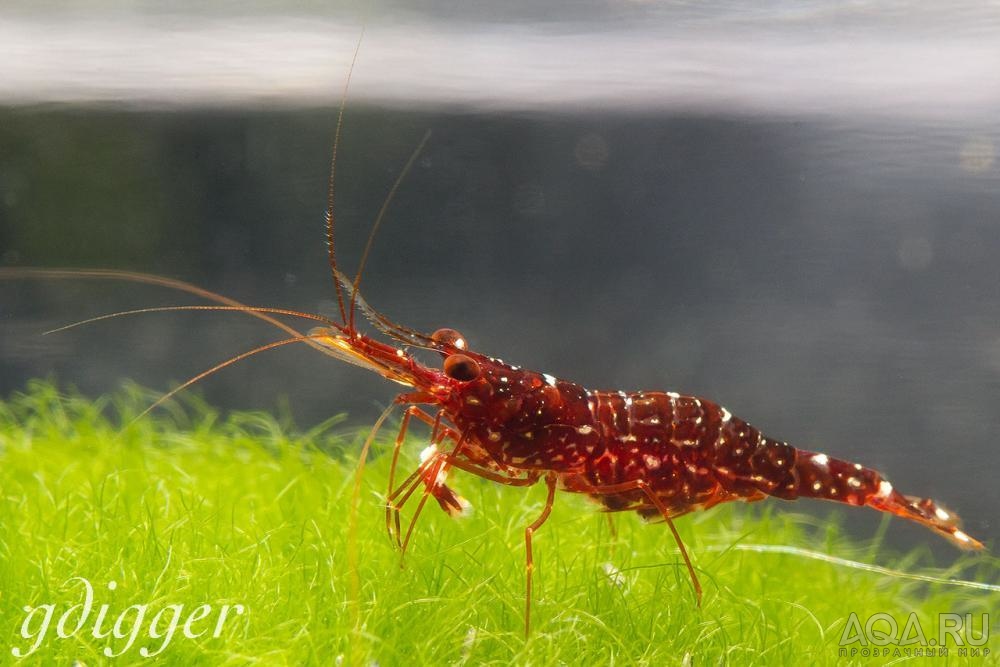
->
577;425;594;435
812;453;829;467
847;477;862;489
934;507;951;521
953;529;972;544
644;455;661;470
667;392;680;399
720;407;732;422
877;480;894;499
543;373;557;387
465;396;482;406
854;463;864;471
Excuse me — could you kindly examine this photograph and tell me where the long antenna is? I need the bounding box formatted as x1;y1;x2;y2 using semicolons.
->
130;334;316;424
0;268;350;361
348;129;432;330
0;268;302;338
43;305;340;336
326;27;366;326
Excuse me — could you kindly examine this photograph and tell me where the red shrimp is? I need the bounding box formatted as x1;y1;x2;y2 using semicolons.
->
300;306;985;636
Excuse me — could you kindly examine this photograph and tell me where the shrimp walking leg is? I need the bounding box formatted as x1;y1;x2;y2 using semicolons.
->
563;475;702;605
446;459;541;486
387;424;538;528
399;432;470;562
387;427;455;552
385;406;446;545
524;474;557;638
386;424;466;513
605;514;618;541
385;406;419;545
637;481;702;606
388;449;542;555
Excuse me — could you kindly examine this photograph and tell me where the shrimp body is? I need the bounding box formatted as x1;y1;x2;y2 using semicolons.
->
302;325;984;635
421;351;983;551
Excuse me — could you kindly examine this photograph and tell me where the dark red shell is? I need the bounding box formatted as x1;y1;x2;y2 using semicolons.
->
436;354;981;548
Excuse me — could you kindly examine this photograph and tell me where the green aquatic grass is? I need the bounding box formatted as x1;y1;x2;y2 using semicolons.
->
0;381;996;665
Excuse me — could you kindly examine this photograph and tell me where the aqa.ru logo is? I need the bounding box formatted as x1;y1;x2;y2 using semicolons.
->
839;612;991;659
12;578;246;659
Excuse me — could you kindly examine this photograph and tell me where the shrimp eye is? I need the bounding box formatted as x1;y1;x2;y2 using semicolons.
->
444;354;480;382
431;328;467;350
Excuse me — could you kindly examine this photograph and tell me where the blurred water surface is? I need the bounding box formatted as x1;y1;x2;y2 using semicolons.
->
1;2;999;115
1;3;999;548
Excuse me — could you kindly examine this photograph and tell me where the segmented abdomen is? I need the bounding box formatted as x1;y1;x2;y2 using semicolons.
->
576;388;909;520
576;390;805;515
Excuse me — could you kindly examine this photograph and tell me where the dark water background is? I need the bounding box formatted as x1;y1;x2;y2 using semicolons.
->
1;6;999;552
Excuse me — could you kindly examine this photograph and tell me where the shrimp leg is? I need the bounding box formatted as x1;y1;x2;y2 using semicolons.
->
385;407;444;545
399;431;471;563
524;474;557;638
636;481;702;606
387;426;457;548
563;475;703;606
385;403;477;545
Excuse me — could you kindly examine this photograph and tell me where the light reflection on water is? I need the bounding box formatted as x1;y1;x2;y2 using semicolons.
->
0;6;998;118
